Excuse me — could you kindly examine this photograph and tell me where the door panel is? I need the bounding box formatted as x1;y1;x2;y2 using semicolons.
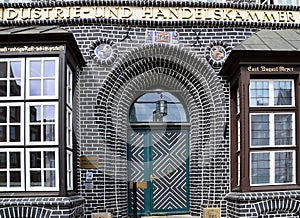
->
151;130;189;213
128;128;189;216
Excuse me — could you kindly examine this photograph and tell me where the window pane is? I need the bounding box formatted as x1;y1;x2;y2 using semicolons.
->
0;126;7;142
0;80;7;96
10;80;21;96
0;106;7;122
251;115;270;146
10;106;20;123
275;152;293;183
30;171;41;187
250;81;269;106
30;152;41;168
0;62;7;78
44;170;56;187
29;80;41;96
10;61;21;78
10;126;20;142
44;125;55;142
30;61;41;77
10;171;21;187
43;79;55;96
0;171;7;187
44;151;55;168
0;152;7;168
43;60;55;77
275;114;293;145
43;105;55;122
274;81;292;105
30;106;41;122
30;125;41;141
251;153;270;184
9;152;20;168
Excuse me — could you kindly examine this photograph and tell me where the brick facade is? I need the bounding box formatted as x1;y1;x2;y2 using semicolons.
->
0;1;300;218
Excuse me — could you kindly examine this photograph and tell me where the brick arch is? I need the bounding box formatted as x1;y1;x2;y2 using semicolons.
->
0;207;52;218
95;44;226;217
254;199;300;217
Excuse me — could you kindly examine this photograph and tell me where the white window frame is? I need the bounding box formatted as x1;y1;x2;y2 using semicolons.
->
250;79;295;107
26;102;59;145
26;57;59;100
0;103;24;146
66;65;73;107
0;148;24;191
250;151;296;186
26;148;59;191
66;107;73;149
0;58;25;100
67;150;73;190
250;113;295;148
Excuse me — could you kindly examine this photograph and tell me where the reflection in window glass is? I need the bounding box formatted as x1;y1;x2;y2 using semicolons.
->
250;81;269;106
251;153;270;184
275;152;294;183
275;114;293;145
129;91;188;123
251;115;269;146
274;81;292;105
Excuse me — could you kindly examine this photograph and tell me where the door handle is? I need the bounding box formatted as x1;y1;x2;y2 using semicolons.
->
150;174;155;182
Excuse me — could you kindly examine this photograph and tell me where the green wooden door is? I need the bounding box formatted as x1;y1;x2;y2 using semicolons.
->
128;128;189;216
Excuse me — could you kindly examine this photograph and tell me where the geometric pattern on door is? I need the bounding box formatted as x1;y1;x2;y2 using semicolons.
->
128;128;189;215
152;130;189;213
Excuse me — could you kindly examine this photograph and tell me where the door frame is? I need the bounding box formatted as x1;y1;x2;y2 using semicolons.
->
128;123;190;216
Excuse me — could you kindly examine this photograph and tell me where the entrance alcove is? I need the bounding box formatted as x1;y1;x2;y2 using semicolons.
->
95;44;228;217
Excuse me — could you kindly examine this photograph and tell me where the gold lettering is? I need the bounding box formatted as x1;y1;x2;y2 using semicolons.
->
278;11;286;22
6;8;18;20
65;7;70;18
247;66;259;72
43;8;53;19
32;8;42;19
55;7;64;19
120;7;132;18
155;7;167;19
20;8;31;20
142;7;153;19
223;9;233;20
262;11;276;22
93;7;105;18
246;10;260;21
73;7;81;18
214;9;222;20
169;8;179;19
108;7;118;18
287;12;295;22
182;8;192;19
234;11;244;21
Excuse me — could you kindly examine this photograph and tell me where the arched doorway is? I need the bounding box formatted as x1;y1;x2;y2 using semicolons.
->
127;90;190;216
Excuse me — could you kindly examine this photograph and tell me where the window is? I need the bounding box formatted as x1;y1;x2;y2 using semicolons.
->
0;57;61;191
0;59;24;99
251;151;295;185
0;149;24;191
66;66;73;107
231;77;298;191
26;148;59;191
26;102;58;145
26;57;59;99
67;151;73;190
0;103;24;145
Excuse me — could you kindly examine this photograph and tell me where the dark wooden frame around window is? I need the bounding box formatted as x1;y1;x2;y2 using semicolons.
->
221;50;300;192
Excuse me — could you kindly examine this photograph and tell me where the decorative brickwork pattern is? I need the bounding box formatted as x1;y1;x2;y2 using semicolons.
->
226;191;300;218
0;196;85;218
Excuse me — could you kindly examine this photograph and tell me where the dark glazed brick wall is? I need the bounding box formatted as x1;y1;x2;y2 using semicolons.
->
63;24;259;217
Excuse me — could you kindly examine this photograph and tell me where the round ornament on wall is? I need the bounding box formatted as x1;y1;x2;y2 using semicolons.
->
89;38;117;66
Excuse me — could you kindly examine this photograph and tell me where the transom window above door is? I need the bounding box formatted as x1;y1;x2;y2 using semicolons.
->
129;91;188;123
